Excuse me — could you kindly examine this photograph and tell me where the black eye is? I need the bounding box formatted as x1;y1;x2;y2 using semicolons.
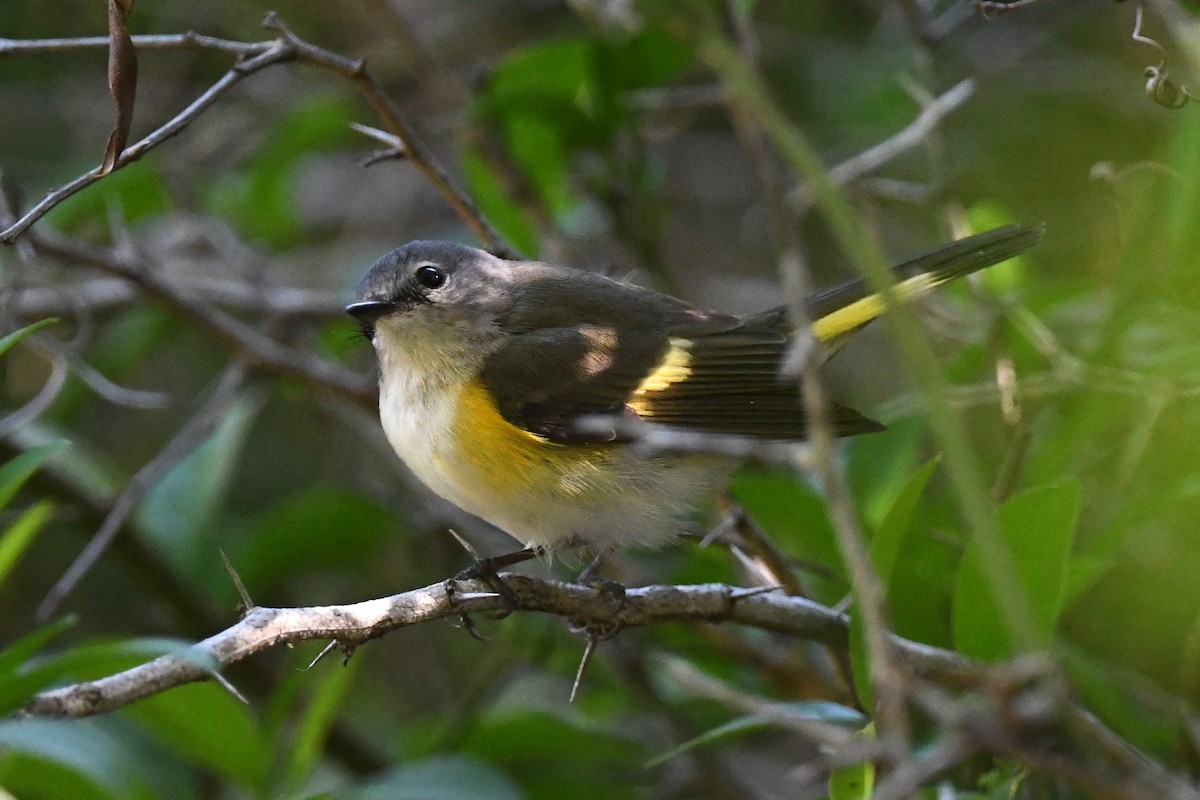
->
415;265;446;289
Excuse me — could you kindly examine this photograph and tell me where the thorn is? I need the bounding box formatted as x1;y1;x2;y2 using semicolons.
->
453;591;502;601
220;549;255;613
303;639;340;671
261;11;283;34
831;593;853;614
447;528;480;561
350;122;405;150
211;670;249;705
570;631;600;704
730;585;783;601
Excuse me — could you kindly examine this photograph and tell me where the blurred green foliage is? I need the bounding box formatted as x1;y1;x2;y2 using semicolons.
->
2;1;1199;798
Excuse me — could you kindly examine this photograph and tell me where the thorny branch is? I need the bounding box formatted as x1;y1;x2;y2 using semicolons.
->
20;575;1196;800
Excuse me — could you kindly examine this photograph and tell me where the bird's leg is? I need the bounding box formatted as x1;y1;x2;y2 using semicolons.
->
455;546;539;619
575;546;625;604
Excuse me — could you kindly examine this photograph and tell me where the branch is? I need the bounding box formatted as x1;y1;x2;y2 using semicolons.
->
0;14;512;255
35;359;250;620
25;575;974;719
5;276;344;321
787;78;976;211
21;573;1182;799
0;40;290;244
29;231;373;401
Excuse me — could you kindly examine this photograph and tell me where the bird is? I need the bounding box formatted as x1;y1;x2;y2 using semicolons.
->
347;224;1042;569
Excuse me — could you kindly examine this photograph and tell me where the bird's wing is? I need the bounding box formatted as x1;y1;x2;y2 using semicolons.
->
479;315;881;444
479;223;1043;445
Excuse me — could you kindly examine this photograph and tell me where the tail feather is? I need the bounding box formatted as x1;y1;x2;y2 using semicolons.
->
806;224;1044;344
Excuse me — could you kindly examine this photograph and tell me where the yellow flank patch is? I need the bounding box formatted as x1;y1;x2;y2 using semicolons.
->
810;272;941;343
456;378;552;448
450;378;615;501
634;337;692;395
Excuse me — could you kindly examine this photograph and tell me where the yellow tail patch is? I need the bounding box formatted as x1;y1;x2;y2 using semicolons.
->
810;272;942;343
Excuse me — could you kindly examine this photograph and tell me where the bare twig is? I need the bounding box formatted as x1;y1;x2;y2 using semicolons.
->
0;40;292;243
29;232;373;400
0;350;69;438
0;31;269;57
656;654;866;746
788;79;975;211
35;360;251;620
687;6;1041;659
0;14;512;255
974;0;1045;14
4;276;345;321
707;3;912;743
23;576;935;718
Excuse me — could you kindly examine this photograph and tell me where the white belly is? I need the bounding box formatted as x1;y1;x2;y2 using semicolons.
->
378;365;730;552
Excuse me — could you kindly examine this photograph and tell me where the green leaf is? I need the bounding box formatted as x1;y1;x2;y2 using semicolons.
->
45;159;171;235
828;722;875;800
461;703;643;800
0;616;75;681
952;482;1081;660
850;457;941;708
355;755;526;800
282;658;362;793
126;682;271;792
462;147;538;257
828;758;874;800
1062;645;1182;759
848;612;871;711
846;417;923;532
502;112;575;216
869;456;941;587
0;499;52;587
646;716;767;768
136;392;264;573
0;318;57;360
231;486;396;598
645;702;863;768
0;442;68;510
0;719;155;800
481;39;595;121
0;636;193;718
206;96;354;248
0;614;77;714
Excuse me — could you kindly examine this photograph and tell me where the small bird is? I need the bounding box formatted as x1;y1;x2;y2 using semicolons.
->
348;225;1041;566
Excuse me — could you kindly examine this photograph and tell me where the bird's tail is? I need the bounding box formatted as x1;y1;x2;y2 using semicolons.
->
806;223;1045;345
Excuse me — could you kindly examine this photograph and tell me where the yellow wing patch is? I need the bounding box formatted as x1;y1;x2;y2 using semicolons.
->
810;272;940;343
629;337;692;416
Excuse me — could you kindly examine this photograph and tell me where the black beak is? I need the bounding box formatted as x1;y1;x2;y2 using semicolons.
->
346;300;399;340
345;300;399;325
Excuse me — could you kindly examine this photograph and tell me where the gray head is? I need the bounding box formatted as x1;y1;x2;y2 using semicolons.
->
347;240;705;359
347;240;515;341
